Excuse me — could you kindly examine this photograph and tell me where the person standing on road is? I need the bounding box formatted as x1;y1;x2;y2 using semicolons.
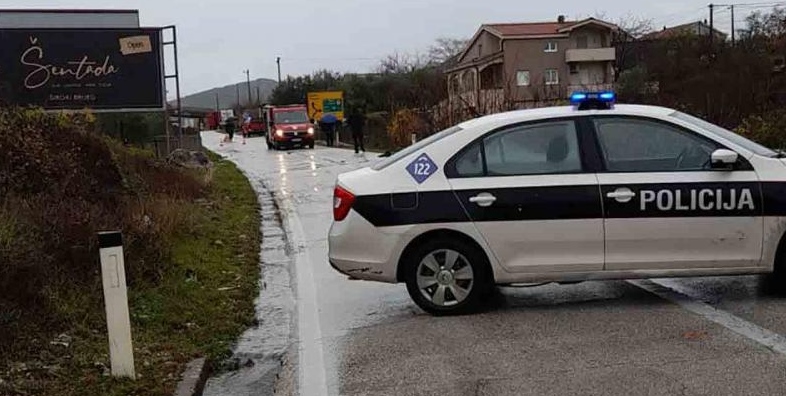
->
347;108;366;154
241;113;251;145
320;113;338;147
224;117;236;143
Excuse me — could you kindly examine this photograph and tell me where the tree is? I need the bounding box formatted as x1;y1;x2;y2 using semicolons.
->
608;12;655;80
743;7;786;39
427;37;468;64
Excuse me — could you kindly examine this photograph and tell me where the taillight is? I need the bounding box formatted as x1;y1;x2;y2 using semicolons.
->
333;185;355;221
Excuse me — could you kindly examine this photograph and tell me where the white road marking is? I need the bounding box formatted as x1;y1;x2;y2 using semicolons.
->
630;279;786;356
280;185;329;396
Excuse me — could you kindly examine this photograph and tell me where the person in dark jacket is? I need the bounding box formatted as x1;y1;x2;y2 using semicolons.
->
347;108;366;154
224;117;236;142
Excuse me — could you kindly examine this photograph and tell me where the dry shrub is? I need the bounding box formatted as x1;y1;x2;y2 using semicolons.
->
387;108;429;148
0;107;207;350
735;110;786;150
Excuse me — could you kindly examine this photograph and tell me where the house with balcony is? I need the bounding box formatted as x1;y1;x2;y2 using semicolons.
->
446;16;620;114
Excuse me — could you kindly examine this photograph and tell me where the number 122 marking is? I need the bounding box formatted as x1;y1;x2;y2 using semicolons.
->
413;162;431;176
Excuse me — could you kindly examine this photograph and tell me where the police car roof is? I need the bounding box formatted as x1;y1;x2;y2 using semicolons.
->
457;104;676;130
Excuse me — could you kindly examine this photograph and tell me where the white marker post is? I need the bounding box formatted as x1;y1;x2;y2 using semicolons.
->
411;132;417;145
98;231;136;379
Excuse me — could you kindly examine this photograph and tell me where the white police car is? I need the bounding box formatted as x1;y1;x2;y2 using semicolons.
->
328;92;786;315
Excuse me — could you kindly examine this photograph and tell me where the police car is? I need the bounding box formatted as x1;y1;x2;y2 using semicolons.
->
328;92;786;315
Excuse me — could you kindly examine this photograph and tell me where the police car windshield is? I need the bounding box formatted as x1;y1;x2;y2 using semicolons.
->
671;111;777;157
372;126;463;171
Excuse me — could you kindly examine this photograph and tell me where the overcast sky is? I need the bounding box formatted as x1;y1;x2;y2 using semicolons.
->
8;0;757;95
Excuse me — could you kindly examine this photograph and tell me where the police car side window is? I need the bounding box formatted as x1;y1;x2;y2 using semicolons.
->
594;117;719;172
483;121;582;176
453;142;484;177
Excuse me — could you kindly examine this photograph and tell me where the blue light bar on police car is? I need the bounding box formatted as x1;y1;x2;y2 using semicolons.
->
570;91;616;104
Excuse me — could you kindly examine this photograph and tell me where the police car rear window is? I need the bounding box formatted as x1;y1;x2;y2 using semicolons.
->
371;126;463;171
671;112;776;157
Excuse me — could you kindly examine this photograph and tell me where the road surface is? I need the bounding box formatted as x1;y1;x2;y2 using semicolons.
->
202;132;786;396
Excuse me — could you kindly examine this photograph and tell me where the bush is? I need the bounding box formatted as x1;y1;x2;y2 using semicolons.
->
735;110;786;149
0;107;207;351
387;109;429;148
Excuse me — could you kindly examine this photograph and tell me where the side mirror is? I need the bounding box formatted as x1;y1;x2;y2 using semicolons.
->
711;149;739;170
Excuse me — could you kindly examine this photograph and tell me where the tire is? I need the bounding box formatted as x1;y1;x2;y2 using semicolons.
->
309;143;315;149
404;237;493;315
266;139;272;150
766;237;786;295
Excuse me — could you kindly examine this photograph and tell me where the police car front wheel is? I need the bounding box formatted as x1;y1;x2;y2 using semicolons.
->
404;238;492;315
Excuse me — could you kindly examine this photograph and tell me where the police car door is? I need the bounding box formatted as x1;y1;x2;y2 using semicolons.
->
445;118;604;274
592;116;763;271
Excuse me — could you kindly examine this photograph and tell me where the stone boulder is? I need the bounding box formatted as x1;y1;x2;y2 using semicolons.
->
167;149;212;169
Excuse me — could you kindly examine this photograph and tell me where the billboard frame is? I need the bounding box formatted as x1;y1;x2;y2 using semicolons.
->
0;26;169;113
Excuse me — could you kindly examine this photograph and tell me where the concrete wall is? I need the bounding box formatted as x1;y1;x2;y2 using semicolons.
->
460;30;501;62
567;26;610;49
503;37;569;101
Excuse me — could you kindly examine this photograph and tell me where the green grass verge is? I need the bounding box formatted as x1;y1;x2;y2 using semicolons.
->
11;154;261;396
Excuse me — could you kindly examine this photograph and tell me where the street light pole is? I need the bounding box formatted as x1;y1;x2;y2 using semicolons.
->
276;56;282;84
244;69;252;106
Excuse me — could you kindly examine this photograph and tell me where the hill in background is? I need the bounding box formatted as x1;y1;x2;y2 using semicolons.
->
176;78;278;110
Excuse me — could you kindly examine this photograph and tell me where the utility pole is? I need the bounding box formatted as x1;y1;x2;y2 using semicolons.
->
235;83;240;107
730;5;735;45
709;3;715;46
256;86;261;105
244;69;252;106
215;92;219;111
276;56;282;84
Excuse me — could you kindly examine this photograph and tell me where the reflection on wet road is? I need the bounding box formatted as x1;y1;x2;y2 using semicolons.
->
202;132;786;396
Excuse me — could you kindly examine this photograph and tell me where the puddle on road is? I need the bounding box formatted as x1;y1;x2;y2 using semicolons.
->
202;178;297;396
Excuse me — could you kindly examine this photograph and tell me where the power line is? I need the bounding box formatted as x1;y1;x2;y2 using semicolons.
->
651;6;707;27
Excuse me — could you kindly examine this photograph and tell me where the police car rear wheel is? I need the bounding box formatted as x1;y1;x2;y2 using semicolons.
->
404;239;491;315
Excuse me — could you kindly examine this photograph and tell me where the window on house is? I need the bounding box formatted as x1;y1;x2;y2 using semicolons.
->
544;41;558;52
545;69;559;85
516;70;531;86
569;63;579;74
576;35;588;49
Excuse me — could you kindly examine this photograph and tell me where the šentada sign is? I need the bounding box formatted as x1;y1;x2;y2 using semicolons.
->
0;28;164;110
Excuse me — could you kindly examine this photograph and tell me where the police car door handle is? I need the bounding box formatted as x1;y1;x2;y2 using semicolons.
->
607;188;636;203
469;193;497;207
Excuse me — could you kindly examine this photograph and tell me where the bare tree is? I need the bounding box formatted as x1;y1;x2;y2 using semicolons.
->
607;12;655;81
428;37;469;64
377;52;429;74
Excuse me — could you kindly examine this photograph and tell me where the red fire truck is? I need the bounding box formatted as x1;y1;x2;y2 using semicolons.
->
206;111;221;130
263;104;315;150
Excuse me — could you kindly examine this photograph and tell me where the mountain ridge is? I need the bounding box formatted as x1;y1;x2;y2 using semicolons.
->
175;78;278;109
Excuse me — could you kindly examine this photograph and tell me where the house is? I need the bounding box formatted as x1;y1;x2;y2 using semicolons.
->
446;16;620;113
641;21;727;41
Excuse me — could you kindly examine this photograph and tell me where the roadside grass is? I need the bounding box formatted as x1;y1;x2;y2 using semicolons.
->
2;154;261;396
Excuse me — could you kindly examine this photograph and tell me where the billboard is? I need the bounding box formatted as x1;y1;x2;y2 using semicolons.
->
0;28;164;111
307;91;344;122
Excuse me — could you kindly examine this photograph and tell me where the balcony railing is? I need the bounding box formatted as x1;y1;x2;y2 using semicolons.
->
565;47;615;63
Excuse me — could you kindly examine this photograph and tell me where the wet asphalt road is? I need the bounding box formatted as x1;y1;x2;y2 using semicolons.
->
202;132;786;396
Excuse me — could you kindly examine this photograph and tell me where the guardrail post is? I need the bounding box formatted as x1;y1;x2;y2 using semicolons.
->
98;231;136;379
